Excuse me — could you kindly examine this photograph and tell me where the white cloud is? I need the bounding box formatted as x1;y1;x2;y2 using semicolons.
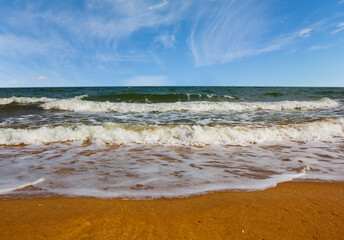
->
79;0;190;42
17;0;192;64
7;80;26;84
332;22;344;34
38;76;49;80
0;34;72;59
0;34;48;56
0;0;332;72
148;0;169;10
308;44;333;51
339;0;344;5
123;76;169;86
190;1;269;66
95;51;159;64
189;1;315;66
298;28;312;38
154;34;176;48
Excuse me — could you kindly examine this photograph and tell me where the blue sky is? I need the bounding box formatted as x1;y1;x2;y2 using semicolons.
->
0;0;344;87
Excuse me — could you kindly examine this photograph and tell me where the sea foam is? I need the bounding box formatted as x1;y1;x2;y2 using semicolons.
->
0;178;44;194
0;96;56;105
40;97;339;113
0;96;339;112
1;118;342;146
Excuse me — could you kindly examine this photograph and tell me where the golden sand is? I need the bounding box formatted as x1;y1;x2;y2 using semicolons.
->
1;182;344;240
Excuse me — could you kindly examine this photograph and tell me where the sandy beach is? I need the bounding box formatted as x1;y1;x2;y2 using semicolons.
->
1;182;343;240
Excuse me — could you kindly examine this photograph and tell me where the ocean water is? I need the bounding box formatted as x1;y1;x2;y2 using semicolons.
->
0;87;343;199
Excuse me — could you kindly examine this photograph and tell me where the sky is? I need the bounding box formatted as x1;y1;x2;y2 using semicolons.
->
0;0;344;87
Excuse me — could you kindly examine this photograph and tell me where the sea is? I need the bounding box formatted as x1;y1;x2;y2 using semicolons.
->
0;86;343;199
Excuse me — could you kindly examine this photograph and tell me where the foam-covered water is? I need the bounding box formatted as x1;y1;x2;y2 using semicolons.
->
0;87;343;199
40;97;338;113
0;118;343;146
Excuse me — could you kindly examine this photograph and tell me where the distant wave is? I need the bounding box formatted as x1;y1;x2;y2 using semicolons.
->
1;118;342;146
0;95;90;105
0;96;340;113
40;97;339;113
83;93;239;102
0;96;57;105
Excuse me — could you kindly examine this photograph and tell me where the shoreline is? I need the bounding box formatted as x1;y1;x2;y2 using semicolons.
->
1;182;344;239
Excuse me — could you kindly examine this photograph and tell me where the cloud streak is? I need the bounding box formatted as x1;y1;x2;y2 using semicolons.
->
309;44;333;51
298;28;312;38
189;0;316;66
332;22;344;34
0;34;70;58
148;0;169;10
38;76;49;80
2;0;191;64
154;34;176;48
79;0;190;44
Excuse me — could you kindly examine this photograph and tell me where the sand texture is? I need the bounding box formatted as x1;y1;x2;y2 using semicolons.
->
1;182;344;240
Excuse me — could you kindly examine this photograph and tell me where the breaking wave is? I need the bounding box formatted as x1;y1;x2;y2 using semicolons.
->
40;97;339;113
1;118;343;146
0;96;56;105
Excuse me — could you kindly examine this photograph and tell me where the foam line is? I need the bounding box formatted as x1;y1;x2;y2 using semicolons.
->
40;97;339;113
0;178;45;194
0;118;342;145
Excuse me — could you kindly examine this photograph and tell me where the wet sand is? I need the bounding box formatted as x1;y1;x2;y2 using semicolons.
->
1;182;344;240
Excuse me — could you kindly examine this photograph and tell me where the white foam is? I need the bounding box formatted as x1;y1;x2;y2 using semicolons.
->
0;178;44;194
0;118;343;145
0;139;343;199
0;95;88;105
0;97;56;105
48;171;309;199
40;97;339;113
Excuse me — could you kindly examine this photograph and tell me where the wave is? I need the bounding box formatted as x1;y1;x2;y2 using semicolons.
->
0;96;57;105
263;92;284;97
0;96;339;112
45;169;309;199
83;93;239;103
1;118;343;146
0;95;88;105
40;97;339;113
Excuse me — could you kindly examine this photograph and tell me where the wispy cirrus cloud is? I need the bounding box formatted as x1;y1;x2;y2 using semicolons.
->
79;0;190;43
148;0;169;10
298;28;312;38
332;22;344;34
0;34;71;58
154;34;176;48
309;44;333;51
0;0;192;86
2;0;191;64
189;0;316;66
0;0;329;70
